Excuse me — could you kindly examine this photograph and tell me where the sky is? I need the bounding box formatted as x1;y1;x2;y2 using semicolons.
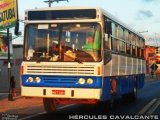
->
13;0;160;45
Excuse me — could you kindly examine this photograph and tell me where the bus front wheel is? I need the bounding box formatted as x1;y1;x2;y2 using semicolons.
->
43;98;57;113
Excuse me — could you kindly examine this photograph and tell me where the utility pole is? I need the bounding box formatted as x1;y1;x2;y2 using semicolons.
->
44;0;69;7
7;28;12;101
44;0;53;7
155;33;158;47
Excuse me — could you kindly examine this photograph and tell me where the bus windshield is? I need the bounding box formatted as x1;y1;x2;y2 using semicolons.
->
24;23;102;62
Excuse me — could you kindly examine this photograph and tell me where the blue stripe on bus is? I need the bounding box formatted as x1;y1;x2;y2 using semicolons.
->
100;74;145;101
22;75;102;88
22;74;145;101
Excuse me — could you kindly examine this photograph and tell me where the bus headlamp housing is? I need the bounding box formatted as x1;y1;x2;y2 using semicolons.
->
26;77;34;83
78;78;86;84
35;77;41;83
22;75;102;88
87;78;93;84
26;76;41;83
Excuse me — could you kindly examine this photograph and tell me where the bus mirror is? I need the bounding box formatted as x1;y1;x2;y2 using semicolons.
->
105;21;112;35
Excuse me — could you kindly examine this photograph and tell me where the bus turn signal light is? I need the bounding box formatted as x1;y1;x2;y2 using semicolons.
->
21;66;24;74
97;67;101;75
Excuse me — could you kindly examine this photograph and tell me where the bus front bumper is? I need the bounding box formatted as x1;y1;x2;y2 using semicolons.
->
21;86;101;100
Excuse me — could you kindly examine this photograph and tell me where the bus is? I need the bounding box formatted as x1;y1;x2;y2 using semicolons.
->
21;7;146;112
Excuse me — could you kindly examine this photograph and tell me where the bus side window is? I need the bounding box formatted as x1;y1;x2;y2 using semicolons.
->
104;33;111;64
105;21;112;35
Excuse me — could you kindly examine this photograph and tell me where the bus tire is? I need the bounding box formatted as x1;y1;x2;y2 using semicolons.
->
43;98;56;113
96;94;115;113
122;84;137;102
130;83;138;101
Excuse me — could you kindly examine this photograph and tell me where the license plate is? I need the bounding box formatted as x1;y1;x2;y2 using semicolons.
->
52;90;65;95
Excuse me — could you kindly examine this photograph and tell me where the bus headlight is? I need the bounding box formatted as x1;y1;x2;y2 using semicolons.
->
87;78;93;84
35;77;41;83
27;77;34;83
78;78;85;84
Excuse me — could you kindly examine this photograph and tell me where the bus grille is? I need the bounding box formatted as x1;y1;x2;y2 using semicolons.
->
43;76;77;84
26;65;95;75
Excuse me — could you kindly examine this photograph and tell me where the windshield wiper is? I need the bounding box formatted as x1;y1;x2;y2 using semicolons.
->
64;52;83;64
36;56;51;63
75;58;83;64
36;57;43;63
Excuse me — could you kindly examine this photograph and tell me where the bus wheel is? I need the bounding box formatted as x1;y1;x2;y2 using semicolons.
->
43;98;56;113
122;81;137;102
96;96;115;113
131;80;138;101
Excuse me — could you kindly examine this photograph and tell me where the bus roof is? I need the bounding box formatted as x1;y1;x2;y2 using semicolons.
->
26;6;145;39
25;6;100;11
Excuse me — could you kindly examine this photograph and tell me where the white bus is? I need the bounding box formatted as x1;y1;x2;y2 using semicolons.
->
21;7;146;112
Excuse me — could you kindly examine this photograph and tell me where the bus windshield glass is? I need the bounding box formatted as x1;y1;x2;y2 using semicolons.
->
24;23;101;62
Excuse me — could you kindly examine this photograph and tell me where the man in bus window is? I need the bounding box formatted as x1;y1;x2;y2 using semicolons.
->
83;32;94;50
52;42;59;54
86;33;94;44
50;42;59;61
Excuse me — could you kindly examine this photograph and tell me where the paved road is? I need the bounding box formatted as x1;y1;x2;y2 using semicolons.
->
20;80;160;120
0;79;160;120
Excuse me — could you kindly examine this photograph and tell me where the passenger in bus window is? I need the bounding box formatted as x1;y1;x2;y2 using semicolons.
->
52;42;59;54
86;33;94;44
83;32;94;50
50;42;59;61
27;46;35;59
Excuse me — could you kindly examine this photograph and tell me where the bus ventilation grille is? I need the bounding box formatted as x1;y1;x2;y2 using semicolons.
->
26;65;95;75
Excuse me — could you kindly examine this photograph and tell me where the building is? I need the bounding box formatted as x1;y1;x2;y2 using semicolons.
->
0;44;23;93
144;45;156;75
